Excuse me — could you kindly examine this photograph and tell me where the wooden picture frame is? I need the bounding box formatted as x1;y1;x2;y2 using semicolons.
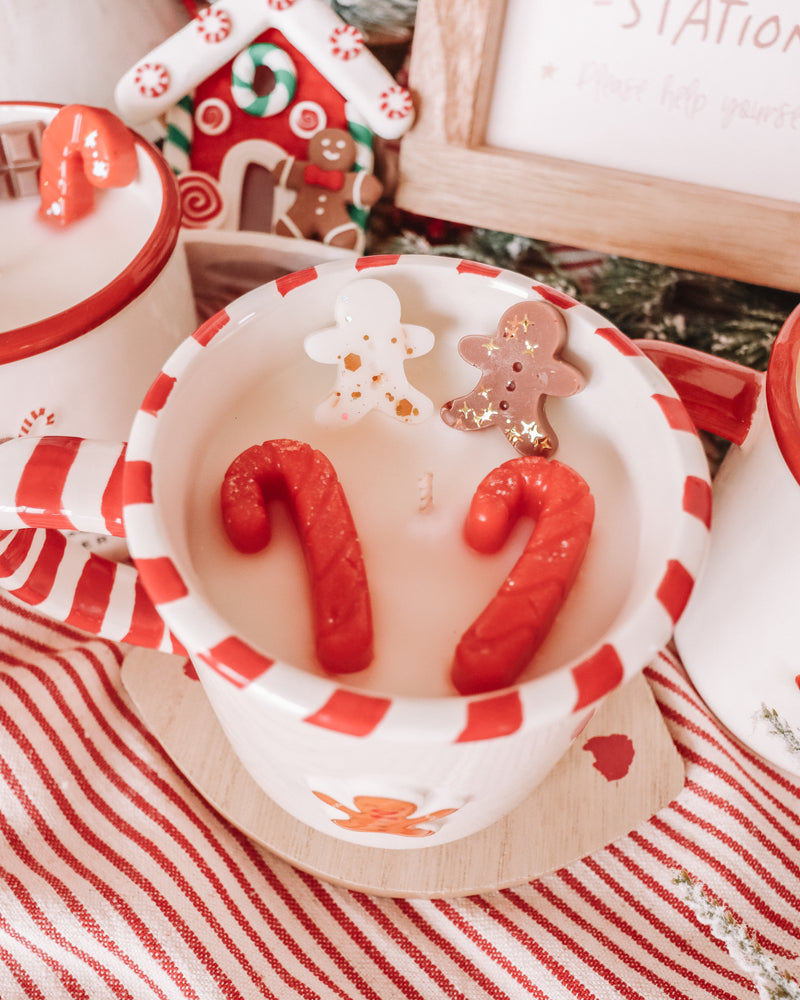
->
395;0;800;291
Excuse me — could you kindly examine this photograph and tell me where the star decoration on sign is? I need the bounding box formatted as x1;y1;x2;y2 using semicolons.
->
440;300;585;457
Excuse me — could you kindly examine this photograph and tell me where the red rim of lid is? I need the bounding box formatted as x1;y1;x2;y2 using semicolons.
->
0;101;181;364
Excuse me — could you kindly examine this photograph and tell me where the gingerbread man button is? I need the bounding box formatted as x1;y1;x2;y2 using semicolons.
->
304;279;435;426
440;300;585;456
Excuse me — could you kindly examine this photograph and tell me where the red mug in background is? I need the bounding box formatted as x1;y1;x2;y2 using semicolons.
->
639;304;800;775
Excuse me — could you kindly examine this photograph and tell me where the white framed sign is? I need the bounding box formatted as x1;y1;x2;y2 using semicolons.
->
396;0;800;291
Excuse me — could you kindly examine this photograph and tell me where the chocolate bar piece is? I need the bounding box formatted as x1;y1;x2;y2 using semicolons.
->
0;120;45;199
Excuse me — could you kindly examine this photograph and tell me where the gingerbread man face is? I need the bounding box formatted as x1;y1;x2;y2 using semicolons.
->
308;128;357;173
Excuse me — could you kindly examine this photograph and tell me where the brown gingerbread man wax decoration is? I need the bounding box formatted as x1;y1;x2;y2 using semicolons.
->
272;128;382;249
441;300;585;457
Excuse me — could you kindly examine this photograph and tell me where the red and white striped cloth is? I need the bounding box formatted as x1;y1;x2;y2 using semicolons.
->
0;589;798;1000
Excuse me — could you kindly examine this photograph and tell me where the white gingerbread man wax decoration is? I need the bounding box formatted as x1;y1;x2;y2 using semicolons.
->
304;279;434;426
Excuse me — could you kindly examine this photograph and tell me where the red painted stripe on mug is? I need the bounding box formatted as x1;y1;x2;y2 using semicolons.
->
135;557;189;605
0;529;37;576
64;553;117;634
594;327;639;355
101;447;127;537
122;577;170;650
305;689;391;736
276;267;318;297
192;309;230;347
657;559;695;623
682;475;712;529
123;460;154;506
652;393;696;433
140;372;177;417
456;260;501;278
16;436;82;531
355;254;400;270
572;644;624;712
455;690;523;743
9;530;67;607
533;285;578;309
199;636;275;686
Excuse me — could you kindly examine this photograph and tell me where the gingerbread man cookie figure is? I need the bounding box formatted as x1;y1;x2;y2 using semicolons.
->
441;300;585;457
272;128;382;249
312;791;457;837
304;278;435;426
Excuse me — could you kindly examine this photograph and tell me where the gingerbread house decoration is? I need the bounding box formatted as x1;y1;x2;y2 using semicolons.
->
114;0;414;251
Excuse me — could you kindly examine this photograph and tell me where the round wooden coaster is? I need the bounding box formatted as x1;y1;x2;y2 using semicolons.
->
122;649;684;899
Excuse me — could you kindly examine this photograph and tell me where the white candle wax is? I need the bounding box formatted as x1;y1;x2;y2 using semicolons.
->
183;282;638;700
0;186;156;333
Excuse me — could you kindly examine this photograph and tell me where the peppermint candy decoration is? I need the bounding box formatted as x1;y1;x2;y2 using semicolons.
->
134;62;170;99
379;85;413;121
265;0;296;9
231;43;297;118
195;98;232;136
289;101;327;139
178;172;225;229
330;24;364;60
196;6;232;43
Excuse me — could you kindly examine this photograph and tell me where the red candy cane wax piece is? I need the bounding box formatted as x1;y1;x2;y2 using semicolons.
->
452;456;594;696
38;105;138;226
220;439;373;674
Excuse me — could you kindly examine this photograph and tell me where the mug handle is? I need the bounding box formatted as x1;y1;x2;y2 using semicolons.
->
0;436;182;653
634;340;763;446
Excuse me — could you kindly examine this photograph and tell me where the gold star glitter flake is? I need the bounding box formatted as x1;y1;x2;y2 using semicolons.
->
440;301;586;457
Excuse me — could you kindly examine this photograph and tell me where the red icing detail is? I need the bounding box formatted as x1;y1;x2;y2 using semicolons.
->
193;309;230;346
123;461;154;506
682;475;712;529
456;260;501;278
38;105;138;227
141;372;177;416
456;690;524;742
17;436;82;531
329;24;364;60
276;267;318;297
304;164;344;190
594;326;639;355
583;733;635;781
305;689;391;736
355;254;401;270
652;393;696;433
200;636;275;686
134;62;170;98
10;530;67;607
379;86;413;119
183;659;199;681
65;554;117;633
266;0;297;8
196;6;232;42
135;556;189;605
123;577;170;650
572;645;624;711
657;559;695;623
795;674;800;690
452;457;594;695
533;285;578;309
220;440;373;674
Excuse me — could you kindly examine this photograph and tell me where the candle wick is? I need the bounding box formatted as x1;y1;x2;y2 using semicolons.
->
418;471;434;513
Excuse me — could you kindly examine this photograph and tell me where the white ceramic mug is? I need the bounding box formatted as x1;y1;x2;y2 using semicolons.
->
0;101;196;441
0;256;711;848
639;306;800;775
